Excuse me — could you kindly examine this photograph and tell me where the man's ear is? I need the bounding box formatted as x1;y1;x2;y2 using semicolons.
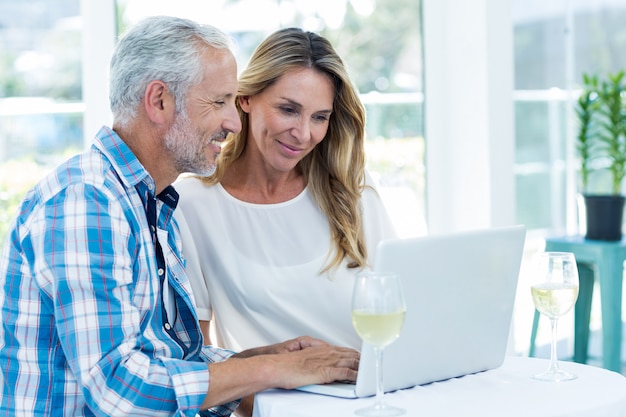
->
144;80;174;124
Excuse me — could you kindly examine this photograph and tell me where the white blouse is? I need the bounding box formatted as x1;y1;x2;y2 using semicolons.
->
175;173;396;351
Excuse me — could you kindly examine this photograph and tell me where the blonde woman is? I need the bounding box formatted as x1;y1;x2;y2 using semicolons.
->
177;27;395;352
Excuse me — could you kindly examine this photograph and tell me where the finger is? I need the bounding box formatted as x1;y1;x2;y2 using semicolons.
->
334;346;360;356
282;336;331;352
294;336;328;349
329;354;360;373
320;361;359;384
281;338;308;352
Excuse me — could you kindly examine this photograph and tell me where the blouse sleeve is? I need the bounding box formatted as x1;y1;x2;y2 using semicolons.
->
176;208;213;322
362;170;398;265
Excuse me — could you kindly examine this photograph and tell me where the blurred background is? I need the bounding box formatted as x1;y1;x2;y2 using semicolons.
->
1;0;625;367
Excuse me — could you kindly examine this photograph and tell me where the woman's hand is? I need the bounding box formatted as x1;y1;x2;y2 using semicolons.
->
234;335;336;357
202;338;360;409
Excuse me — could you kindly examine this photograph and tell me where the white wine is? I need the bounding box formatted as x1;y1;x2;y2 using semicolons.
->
351;310;405;347
531;283;579;319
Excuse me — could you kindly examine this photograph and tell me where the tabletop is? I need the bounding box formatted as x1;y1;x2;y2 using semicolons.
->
252;356;626;417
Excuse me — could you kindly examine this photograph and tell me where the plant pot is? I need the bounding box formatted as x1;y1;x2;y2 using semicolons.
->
583;194;625;241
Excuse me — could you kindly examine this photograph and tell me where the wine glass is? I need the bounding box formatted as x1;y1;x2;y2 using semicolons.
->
530;251;580;381
351;270;406;416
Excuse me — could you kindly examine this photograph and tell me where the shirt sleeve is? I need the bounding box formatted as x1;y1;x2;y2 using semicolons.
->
198;346;242;416
32;183;211;416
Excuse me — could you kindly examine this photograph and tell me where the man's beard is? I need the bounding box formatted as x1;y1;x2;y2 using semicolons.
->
164;109;220;177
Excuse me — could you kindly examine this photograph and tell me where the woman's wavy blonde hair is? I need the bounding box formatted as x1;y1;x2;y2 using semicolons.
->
201;27;368;272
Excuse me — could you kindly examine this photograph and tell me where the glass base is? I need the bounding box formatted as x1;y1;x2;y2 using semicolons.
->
532;368;577;382
354;403;406;417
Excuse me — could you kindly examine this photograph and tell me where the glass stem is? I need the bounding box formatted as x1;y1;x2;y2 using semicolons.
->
374;346;384;409
548;317;560;373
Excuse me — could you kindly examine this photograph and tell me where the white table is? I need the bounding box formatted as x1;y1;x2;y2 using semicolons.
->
252;356;626;417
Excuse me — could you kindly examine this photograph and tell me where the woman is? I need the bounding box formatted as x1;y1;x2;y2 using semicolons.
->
176;27;395;352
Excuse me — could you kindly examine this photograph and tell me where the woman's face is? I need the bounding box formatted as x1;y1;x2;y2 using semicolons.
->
240;67;335;174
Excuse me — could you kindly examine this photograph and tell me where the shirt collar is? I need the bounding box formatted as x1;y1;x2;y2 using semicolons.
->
158;186;179;209
94;126;179;210
93;125;152;189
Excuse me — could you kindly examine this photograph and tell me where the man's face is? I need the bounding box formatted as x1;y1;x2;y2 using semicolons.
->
165;48;241;176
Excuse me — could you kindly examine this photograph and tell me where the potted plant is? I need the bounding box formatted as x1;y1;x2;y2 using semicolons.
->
575;71;626;240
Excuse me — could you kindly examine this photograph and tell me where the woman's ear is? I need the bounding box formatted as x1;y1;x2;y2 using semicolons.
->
239;95;251;113
144;80;174;124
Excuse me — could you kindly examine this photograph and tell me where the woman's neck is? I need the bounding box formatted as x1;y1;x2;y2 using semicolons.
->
221;158;305;204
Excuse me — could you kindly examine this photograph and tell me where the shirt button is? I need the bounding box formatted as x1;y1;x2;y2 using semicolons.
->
164;323;171;330
151;225;156;232
148;183;154;191
158;268;164;276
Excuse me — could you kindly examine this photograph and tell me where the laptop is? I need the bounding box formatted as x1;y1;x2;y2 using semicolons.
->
296;224;526;398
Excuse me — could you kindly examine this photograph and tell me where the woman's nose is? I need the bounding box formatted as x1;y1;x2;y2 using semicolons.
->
291;118;311;142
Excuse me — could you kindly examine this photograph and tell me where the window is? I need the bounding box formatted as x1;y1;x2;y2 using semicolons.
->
513;0;626;234
117;0;426;237
0;0;82;244
0;0;425;246
511;0;626;358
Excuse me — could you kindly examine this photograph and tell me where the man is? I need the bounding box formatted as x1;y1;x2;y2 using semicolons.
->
0;16;358;417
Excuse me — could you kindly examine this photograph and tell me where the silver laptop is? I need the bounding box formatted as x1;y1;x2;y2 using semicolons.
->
296;225;526;398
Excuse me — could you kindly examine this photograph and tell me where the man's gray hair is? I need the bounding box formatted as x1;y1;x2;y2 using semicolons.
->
109;16;233;128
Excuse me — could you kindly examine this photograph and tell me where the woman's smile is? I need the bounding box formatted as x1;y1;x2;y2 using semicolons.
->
276;139;304;157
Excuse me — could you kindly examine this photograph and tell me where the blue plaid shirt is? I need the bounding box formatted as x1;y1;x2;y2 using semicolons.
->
0;126;238;416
